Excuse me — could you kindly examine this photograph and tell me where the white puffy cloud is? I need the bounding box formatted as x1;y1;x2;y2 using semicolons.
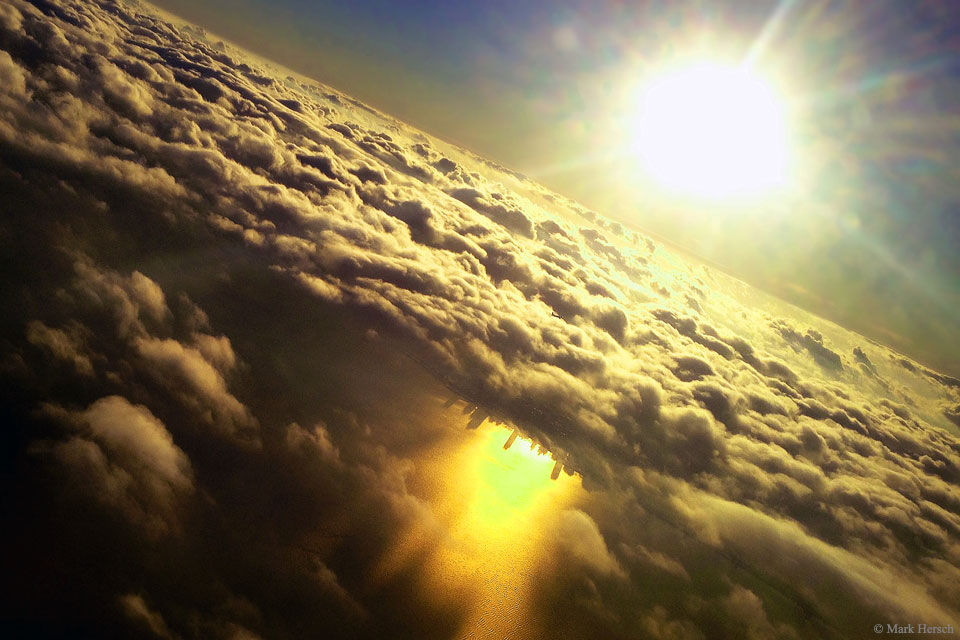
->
554;509;625;578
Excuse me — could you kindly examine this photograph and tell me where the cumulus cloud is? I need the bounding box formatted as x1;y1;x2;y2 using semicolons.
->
1;1;958;638
25;319;94;376
118;593;177;640
34;395;194;538
554;509;625;578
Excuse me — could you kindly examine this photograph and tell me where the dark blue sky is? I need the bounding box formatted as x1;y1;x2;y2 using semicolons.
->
153;0;960;373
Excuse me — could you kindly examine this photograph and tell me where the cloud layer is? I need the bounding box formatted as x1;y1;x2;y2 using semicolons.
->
1;1;959;638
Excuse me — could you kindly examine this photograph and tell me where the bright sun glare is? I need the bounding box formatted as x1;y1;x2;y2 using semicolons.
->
633;61;790;199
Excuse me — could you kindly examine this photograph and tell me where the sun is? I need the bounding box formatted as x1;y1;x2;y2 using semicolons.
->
632;61;791;199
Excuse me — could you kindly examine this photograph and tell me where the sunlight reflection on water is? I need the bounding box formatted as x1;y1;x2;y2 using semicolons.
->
408;417;583;639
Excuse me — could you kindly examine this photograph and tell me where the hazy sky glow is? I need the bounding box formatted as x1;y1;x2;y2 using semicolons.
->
152;0;960;376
